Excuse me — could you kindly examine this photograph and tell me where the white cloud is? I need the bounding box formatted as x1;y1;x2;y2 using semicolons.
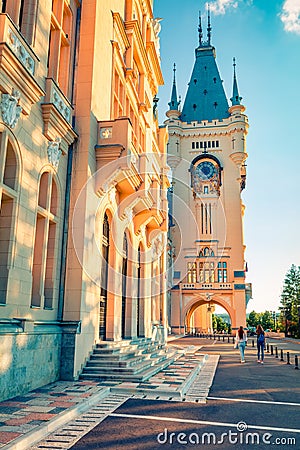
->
280;0;300;34
206;0;239;15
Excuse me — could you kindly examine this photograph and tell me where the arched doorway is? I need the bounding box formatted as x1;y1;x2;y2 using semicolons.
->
185;296;233;334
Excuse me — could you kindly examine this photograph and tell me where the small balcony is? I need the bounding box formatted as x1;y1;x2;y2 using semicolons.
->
0;13;44;114
41;78;77;154
95;117;143;195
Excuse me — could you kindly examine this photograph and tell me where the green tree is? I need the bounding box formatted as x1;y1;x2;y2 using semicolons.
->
212;314;228;332
259;311;274;330
280;264;300;337
247;310;259;327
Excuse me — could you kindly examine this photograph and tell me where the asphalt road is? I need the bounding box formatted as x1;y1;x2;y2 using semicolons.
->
70;338;300;450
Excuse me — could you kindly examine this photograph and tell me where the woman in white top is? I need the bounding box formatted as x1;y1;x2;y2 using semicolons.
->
235;326;247;363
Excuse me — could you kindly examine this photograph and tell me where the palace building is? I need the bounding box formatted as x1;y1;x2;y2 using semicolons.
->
0;0;169;401
166;12;251;334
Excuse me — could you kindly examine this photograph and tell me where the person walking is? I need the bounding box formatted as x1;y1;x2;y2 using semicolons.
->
256;324;265;364
235;326;247;363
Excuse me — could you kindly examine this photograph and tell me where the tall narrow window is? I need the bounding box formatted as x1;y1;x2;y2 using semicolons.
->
137;246;141;337
99;213;109;340
0;134;18;305
4;0;38;44
199;262;215;283
31;173;59;309
217;262;227;282
121;233;128;338
201;204;212;235
187;262;197;283
47;0;74;97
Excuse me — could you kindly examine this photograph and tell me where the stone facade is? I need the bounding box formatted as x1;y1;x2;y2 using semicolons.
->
0;0;168;401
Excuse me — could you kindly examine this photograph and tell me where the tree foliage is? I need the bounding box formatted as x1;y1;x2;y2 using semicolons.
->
212;314;229;332
279;264;300;337
247;310;274;330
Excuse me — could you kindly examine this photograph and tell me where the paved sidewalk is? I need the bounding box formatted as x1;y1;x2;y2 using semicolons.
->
48;338;300;450
0;381;110;449
0;343;209;449
1;337;299;449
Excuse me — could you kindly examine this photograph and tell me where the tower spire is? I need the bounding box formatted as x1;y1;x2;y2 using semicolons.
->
207;4;212;45
230;57;242;106
168;63;180;111
198;11;203;47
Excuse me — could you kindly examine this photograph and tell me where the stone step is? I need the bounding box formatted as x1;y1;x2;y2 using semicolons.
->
87;355;146;368
82;359;153;375
80;354;177;383
83;350;171;375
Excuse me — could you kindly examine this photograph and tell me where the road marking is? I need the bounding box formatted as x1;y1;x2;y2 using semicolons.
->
208;396;300;407
110;413;300;434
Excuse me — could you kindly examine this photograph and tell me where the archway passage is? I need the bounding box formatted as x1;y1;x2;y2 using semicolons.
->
185;297;233;334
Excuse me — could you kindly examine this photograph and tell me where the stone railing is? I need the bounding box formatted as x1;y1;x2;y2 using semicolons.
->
181;282;232;290
44;78;72;124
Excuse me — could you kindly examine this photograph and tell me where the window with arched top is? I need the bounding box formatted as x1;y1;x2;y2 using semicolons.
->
204;247;209;256
0;132;19;304
31;172;60;309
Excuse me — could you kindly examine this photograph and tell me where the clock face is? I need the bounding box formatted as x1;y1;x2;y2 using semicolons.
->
195;161;216;180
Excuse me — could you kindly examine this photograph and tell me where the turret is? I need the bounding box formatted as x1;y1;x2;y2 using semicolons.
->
166;63;181;119
229;57;245;114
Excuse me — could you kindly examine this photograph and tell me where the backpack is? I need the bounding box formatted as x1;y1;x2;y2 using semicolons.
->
258;333;265;344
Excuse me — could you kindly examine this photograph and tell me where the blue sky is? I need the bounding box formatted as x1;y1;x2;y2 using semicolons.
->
154;0;300;313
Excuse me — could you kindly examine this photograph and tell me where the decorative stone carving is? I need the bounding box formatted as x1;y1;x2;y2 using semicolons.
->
100;127;112;139
152;18;162;56
152;236;163;258
47;137;62;168
7;28;35;75
0;89;22;129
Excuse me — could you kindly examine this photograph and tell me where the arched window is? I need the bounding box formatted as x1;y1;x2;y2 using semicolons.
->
0;134;18;304
204;247;209;256
100;213;109;340
31;172;59;309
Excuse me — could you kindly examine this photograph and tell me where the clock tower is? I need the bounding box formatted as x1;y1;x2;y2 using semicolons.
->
166;12;251;334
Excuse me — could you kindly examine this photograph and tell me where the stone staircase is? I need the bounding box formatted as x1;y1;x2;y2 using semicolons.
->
80;338;181;383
